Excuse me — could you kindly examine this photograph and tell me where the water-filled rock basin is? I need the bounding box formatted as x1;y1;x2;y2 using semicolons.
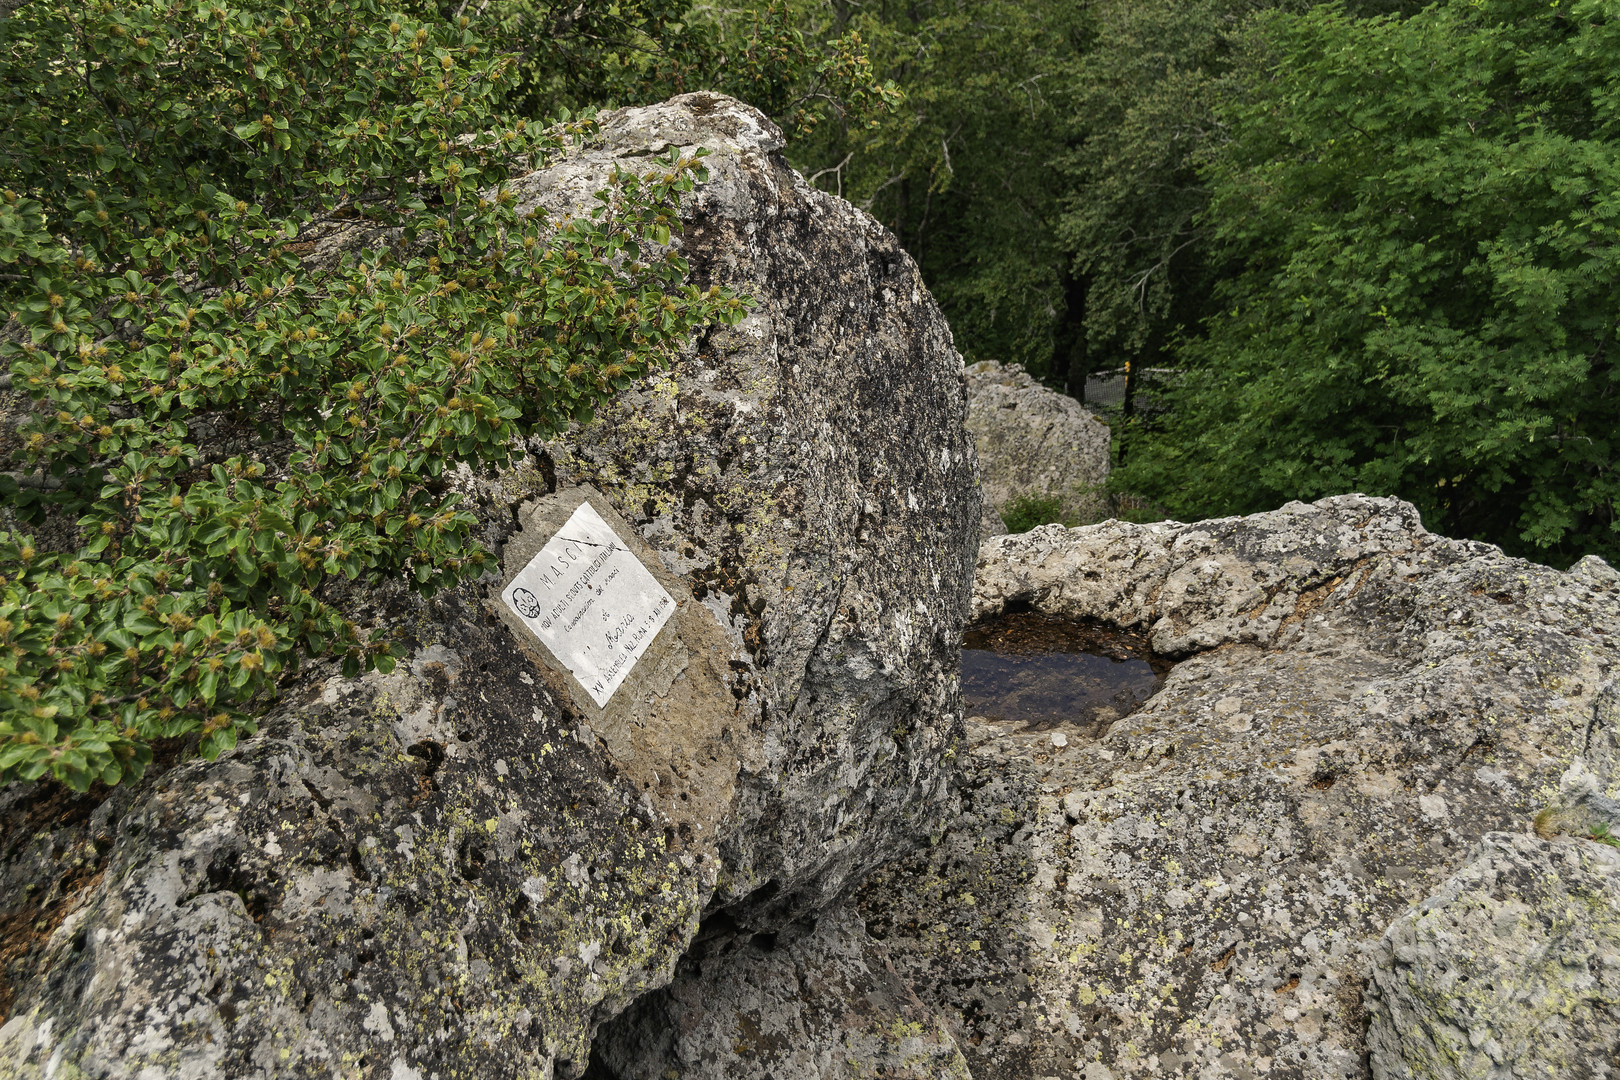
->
961;612;1170;737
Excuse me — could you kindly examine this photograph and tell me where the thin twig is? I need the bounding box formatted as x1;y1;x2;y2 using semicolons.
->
859;173;904;212
806;152;854;199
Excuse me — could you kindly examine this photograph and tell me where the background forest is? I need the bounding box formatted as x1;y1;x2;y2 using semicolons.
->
569;0;1618;572
0;0;1616;787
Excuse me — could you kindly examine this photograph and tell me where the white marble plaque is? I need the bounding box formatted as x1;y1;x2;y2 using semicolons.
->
500;502;675;708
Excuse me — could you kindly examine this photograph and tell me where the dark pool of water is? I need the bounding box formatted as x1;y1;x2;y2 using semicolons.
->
962;612;1171;736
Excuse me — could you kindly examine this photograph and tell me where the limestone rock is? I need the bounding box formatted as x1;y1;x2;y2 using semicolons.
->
526;92;979;932
858;494;1620;1079
964;359;1110;536
1365;830;1620;1080
0;93;978;1080
594;905;972;1080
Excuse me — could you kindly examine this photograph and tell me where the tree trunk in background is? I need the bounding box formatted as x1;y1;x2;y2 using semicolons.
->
1117;360;1137;465
895;176;911;250
1049;270;1088;402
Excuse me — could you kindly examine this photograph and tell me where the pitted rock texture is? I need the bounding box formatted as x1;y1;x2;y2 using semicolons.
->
1365;830;1620;1080
965;360;1110;538
594;905;971;1080
528;93;978;932
2;604;698;1080
0;94;977;1080
857;494;1620;1079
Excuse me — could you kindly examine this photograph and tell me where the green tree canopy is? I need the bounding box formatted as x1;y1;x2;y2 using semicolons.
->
768;0;1078;372
1048;0;1253;397
1118;0;1620;565
473;0;902;141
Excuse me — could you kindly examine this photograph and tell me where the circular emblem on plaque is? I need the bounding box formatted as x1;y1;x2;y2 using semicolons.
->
511;587;542;619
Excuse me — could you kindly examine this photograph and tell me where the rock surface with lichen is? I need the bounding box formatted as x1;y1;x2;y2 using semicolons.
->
856;494;1620;1079
0;93;978;1080
1364;828;1620;1080
964;360;1110;539
593;904;972;1080
527;93;978;932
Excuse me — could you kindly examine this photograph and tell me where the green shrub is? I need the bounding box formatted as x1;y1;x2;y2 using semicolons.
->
999;493;1071;534
0;0;744;790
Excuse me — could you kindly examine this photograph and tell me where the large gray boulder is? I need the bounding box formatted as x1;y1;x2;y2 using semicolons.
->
857;494;1620;1079
0;93;978;1079
965;360;1111;538
1365;829;1620;1080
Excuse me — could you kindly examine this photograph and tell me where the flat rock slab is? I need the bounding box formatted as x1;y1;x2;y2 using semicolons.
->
857;494;1620;1079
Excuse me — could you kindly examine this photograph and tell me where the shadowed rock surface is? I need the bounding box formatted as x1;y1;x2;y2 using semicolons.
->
0;93;978;1080
594;905;971;1080
857;494;1620;1079
965;360;1110;539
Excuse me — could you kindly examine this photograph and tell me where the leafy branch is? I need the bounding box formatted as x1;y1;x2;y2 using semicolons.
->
0;1;746;790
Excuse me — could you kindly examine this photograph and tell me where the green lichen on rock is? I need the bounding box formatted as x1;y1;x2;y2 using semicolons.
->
858;496;1620;1080
1366;831;1620;1080
0;603;711;1079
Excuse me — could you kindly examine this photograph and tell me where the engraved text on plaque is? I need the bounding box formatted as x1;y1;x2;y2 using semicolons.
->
500;501;676;707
